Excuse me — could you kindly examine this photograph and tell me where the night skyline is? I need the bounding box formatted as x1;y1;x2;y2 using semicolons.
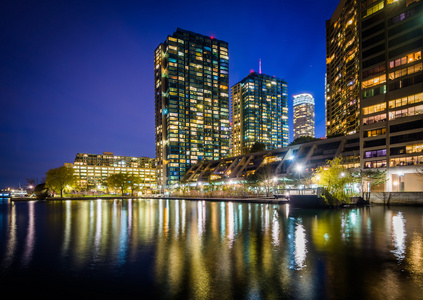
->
1;0;340;187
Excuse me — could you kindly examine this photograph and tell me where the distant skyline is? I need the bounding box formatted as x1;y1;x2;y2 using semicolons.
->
1;0;340;187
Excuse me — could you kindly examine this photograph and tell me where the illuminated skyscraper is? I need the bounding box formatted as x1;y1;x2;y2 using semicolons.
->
359;0;423;191
327;0;423;192
293;93;315;140
326;0;360;136
231;72;288;156
154;28;230;189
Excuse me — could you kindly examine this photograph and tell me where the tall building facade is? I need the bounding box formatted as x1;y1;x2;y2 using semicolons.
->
326;0;360;136
293;93;315;140
359;0;423;191
231;72;288;156
327;0;423;191
154;28;230;189
71;152;156;192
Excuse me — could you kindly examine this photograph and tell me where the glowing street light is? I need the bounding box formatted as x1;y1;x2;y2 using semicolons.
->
295;164;304;194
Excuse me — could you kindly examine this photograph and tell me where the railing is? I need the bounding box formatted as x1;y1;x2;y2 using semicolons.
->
274;188;321;197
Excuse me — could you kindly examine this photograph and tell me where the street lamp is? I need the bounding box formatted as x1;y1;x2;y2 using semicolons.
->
295;164;303;172
295;164;303;194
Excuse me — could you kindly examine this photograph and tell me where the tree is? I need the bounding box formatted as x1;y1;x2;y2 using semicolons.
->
249;142;266;153
312;156;354;205
288;136;319;146
25;177;37;187
45;166;76;197
351;169;387;200
249;164;276;197
127;174;142;197
106;173;128;196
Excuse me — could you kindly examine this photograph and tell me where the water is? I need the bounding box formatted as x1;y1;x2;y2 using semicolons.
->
0;199;422;299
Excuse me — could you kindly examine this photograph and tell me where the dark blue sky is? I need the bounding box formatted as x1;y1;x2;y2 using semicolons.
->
0;0;340;187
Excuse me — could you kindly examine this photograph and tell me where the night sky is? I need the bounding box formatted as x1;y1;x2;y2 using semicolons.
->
1;0;340;187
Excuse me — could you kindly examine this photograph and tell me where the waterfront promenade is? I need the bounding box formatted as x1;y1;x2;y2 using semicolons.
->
8;191;423;205
10;195;289;204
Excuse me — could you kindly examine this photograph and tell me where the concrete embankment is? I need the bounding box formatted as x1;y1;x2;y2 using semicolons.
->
9;193;423;206
370;192;423;206
9;196;288;204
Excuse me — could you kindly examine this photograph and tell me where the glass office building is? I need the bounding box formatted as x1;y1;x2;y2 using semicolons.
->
293;93;315;140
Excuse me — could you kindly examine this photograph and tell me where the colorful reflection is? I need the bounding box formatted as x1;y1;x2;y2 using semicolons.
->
0;200;422;298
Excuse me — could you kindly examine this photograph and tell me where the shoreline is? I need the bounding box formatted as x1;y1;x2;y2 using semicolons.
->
8;195;289;204
6;193;423;206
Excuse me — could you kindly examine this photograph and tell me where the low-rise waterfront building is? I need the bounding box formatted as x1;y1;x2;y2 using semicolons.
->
182;134;360;184
69;152;156;192
181;133;423;192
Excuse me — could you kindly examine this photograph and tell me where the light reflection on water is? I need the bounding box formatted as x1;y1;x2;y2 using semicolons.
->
392;211;406;262
294;221;307;270
0;199;422;298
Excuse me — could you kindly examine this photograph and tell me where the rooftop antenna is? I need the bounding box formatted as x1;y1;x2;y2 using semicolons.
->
259;59;262;74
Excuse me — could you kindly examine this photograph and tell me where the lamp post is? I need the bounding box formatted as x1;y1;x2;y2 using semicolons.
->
295;164;303;194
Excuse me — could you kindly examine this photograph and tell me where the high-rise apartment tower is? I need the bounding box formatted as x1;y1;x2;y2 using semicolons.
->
154;28;230;189
326;0;360;137
327;0;423;191
293;93;315;140
231;72;288;156
359;0;423;191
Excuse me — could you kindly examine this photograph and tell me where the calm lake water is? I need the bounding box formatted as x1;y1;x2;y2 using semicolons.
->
0;199;422;299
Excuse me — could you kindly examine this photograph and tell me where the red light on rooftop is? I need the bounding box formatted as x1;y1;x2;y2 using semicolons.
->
211;36;214;39
250;69;254;73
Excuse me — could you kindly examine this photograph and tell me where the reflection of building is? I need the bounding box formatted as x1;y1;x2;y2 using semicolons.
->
70;152;156;191
293;94;315;140
154;28;230;189
231;72;288;156
182;134;360;183
326;0;360;137
327;0;423;192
